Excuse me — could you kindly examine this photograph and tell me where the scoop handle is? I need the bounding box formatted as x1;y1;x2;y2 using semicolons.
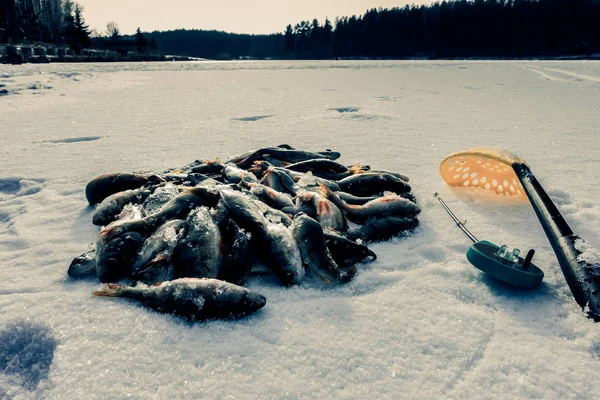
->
513;162;600;321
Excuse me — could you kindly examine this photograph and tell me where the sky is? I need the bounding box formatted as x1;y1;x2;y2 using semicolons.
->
77;0;435;36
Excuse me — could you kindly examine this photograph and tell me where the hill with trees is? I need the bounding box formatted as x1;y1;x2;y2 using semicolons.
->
2;0;599;60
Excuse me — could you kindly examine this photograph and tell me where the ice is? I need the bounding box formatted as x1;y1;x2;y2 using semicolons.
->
575;238;600;266
297;171;317;187
0;60;599;399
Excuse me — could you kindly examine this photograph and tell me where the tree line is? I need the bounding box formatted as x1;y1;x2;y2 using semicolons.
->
2;0;600;59
0;0;153;55
284;0;600;58
1;0;87;48
147;0;600;59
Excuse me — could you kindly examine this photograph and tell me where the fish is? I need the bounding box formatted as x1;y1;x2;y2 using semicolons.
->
119;203;147;220
222;165;258;184
217;218;253;286
318;184;420;224
142;183;180;215
68;247;97;278
336;172;411;196
336;191;380;205
323;229;377;267
129;219;185;284
355;169;410;183
241;181;296;214
99;187;220;245
285;159;349;174
92;187;153;226
94;188;220;282
218;189;271;246
254;200;294;227
85;173;148;205
93;278;267;321
346;216;419;242
185;158;224;175
261;224;304;286
172;207;223;279
228;147;340;169
259;168;297;195
144;187;220;227
302;164;364;181
290;213;355;284
294;191;346;231
95;230;146;283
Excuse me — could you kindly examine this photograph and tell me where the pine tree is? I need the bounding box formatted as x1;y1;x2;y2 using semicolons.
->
284;24;294;53
73;3;91;50
135;27;149;53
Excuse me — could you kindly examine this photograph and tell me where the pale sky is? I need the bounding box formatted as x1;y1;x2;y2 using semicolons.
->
78;0;435;36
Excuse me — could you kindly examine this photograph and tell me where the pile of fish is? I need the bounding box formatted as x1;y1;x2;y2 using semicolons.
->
69;145;420;322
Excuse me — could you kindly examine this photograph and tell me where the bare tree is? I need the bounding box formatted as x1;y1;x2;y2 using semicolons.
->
105;21;119;38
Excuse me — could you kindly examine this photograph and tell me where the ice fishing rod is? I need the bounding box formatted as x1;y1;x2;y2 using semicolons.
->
513;162;600;321
439;148;600;321
434;192;543;290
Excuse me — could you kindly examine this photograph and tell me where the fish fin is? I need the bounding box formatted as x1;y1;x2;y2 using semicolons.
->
214;157;221;163
316;182;332;197
348;164;363;174
316;183;345;208
93;284;124;297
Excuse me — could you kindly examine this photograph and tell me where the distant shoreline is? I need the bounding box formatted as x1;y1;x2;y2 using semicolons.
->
3;55;600;65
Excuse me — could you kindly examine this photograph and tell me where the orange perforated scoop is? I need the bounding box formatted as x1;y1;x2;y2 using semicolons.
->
440;148;527;198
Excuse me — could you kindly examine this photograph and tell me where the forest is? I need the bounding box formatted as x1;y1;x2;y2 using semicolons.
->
1;0;600;59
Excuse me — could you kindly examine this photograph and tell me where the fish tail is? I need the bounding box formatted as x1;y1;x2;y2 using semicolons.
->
93;284;124;297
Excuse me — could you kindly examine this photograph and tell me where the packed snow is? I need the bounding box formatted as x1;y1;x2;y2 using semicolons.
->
1;60;600;399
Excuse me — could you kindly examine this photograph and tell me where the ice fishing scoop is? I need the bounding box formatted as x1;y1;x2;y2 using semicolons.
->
434;193;543;289
440;148;600;321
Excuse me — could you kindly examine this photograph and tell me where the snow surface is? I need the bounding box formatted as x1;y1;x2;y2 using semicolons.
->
1;60;599;399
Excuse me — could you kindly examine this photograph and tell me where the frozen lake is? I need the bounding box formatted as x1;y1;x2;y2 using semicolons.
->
1;60;599;399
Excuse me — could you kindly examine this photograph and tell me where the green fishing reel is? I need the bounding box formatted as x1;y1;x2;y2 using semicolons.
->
435;193;544;290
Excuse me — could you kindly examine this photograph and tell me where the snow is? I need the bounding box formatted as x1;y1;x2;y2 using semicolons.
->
1;60;600;399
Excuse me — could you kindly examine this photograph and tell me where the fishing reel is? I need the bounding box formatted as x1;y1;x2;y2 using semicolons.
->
434;193;544;290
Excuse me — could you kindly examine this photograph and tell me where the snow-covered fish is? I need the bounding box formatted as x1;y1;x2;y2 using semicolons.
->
336;172;411;196
222;164;258;184
85;172;148;205
262;224;304;286
227;147;340;169
92;187;153;226
323;228;377;267
68;247;97;278
93;278;266;321
129;219;185;284
242;181;296;214
172;207;223;279
219;189;271;246
142;183;180;215
290;213;355;284
346;216;419;242
217;217;253;286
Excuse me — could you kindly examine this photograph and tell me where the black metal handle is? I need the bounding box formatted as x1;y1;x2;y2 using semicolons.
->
513;162;600;321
